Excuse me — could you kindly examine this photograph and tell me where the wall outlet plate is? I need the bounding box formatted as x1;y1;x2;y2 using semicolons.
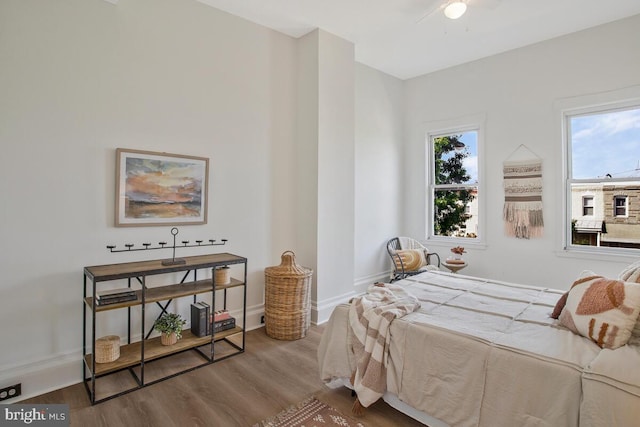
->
0;383;21;401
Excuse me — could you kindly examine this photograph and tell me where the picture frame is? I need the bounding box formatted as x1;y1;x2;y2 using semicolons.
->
115;148;209;227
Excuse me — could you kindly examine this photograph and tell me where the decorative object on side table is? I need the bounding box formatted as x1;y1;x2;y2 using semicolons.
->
191;302;210;337
106;227;228;266
450;246;466;260
154;313;187;346
214;265;231;285
443;260;467;274
95;335;120;363
211;309;236;333
444;246;467;274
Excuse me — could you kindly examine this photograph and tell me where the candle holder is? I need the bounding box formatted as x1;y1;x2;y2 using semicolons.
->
107;227;227;266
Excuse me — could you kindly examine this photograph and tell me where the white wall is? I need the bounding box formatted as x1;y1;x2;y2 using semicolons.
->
0;0;298;399
354;64;404;285
404;14;640;287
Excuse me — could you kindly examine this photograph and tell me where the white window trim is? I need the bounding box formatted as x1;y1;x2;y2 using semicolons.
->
582;196;594;216
614;195;629;218
556;85;640;258
424;114;485;246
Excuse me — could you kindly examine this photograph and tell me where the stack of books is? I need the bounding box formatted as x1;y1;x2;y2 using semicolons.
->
191;302;210;337
211;309;236;333
96;288;137;306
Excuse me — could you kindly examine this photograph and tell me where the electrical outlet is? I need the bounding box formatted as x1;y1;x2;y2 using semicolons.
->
260;315;265;324
0;383;21;401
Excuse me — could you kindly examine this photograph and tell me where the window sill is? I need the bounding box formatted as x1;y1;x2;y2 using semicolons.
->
554;247;637;264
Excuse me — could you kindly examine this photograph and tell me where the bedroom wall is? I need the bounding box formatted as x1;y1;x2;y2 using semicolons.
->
403;14;640;288
354;64;405;285
295;29;357;323
0;0;301;399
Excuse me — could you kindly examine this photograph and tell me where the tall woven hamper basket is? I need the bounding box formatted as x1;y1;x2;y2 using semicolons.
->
264;251;313;340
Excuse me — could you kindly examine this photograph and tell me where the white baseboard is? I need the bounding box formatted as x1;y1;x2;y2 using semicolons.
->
311;290;357;325
0;351;80;403
311;271;390;325
353;270;392;291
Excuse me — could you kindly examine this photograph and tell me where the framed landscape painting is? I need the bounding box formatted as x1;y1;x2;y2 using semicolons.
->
115;148;209;227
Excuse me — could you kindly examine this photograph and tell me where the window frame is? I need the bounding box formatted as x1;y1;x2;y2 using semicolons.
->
425;118;484;245
614;195;628;217
560;89;640;256
582;196;594;216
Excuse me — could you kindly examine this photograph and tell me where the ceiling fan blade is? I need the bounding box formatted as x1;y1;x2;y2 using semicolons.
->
416;0;445;23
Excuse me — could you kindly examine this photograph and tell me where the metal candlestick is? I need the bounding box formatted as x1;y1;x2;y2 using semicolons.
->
106;227;227;266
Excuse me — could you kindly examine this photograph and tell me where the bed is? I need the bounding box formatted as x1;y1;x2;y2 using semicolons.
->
318;269;640;427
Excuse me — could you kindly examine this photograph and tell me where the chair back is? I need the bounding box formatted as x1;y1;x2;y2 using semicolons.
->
387;237;401;255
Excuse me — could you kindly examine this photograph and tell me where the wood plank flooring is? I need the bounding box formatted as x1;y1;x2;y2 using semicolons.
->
23;325;425;426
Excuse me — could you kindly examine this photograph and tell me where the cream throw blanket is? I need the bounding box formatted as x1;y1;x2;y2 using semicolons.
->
348;283;420;407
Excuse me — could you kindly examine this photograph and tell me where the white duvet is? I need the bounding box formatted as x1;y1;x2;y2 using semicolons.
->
318;271;640;427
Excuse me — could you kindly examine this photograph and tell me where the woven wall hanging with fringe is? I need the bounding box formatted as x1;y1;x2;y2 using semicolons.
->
503;158;544;239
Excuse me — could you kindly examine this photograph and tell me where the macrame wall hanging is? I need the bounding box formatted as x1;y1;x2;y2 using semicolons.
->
503;144;544;239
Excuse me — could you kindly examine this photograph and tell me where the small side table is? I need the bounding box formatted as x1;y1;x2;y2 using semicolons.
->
443;261;467;274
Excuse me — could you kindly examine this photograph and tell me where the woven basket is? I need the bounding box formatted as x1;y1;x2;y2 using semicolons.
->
264;251;313;340
95;335;120;363
214;266;231;285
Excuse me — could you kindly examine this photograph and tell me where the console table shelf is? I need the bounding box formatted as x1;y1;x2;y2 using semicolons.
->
82;253;247;404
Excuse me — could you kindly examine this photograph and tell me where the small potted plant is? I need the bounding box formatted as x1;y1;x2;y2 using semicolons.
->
450;246;466;260
154;313;186;346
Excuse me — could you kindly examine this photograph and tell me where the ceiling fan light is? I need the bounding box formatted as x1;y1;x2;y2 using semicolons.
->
444;2;467;20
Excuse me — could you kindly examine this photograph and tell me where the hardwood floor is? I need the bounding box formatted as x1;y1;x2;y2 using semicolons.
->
23;325;425;426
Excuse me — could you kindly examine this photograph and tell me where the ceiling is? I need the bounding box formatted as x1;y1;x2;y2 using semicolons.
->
196;0;640;80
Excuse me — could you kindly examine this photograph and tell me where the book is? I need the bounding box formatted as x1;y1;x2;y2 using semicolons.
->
199;302;212;335
191;302;210;337
211;309;231;322
96;294;137;305
96;288;136;300
212;317;236;333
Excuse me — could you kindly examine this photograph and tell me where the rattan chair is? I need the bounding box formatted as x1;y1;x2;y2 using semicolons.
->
387;237;441;282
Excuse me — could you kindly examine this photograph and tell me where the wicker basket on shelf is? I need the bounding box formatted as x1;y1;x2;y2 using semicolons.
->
264;251;313;340
214;266;231;285
95;335;120;363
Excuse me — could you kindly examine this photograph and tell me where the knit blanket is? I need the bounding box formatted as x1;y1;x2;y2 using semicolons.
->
348;283;420;408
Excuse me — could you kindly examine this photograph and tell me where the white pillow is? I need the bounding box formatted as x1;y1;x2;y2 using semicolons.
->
619;260;640;283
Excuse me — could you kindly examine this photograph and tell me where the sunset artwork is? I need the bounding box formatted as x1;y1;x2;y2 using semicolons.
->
116;149;208;226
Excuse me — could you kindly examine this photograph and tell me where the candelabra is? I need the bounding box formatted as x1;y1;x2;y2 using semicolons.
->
107;227;227;266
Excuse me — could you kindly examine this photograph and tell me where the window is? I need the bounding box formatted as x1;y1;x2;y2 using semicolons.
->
565;103;640;251
614;196;628;217
582;196;594;216
428;130;479;240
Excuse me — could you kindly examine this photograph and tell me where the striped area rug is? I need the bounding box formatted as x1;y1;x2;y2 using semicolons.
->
253;396;364;427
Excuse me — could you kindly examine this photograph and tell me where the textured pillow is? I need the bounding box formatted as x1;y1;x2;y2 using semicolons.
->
618;260;640;283
551;270;596;319
558;274;640;349
550;292;568;319
393;249;427;271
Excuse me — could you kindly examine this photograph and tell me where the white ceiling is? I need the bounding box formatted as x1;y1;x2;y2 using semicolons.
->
196;0;640;80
